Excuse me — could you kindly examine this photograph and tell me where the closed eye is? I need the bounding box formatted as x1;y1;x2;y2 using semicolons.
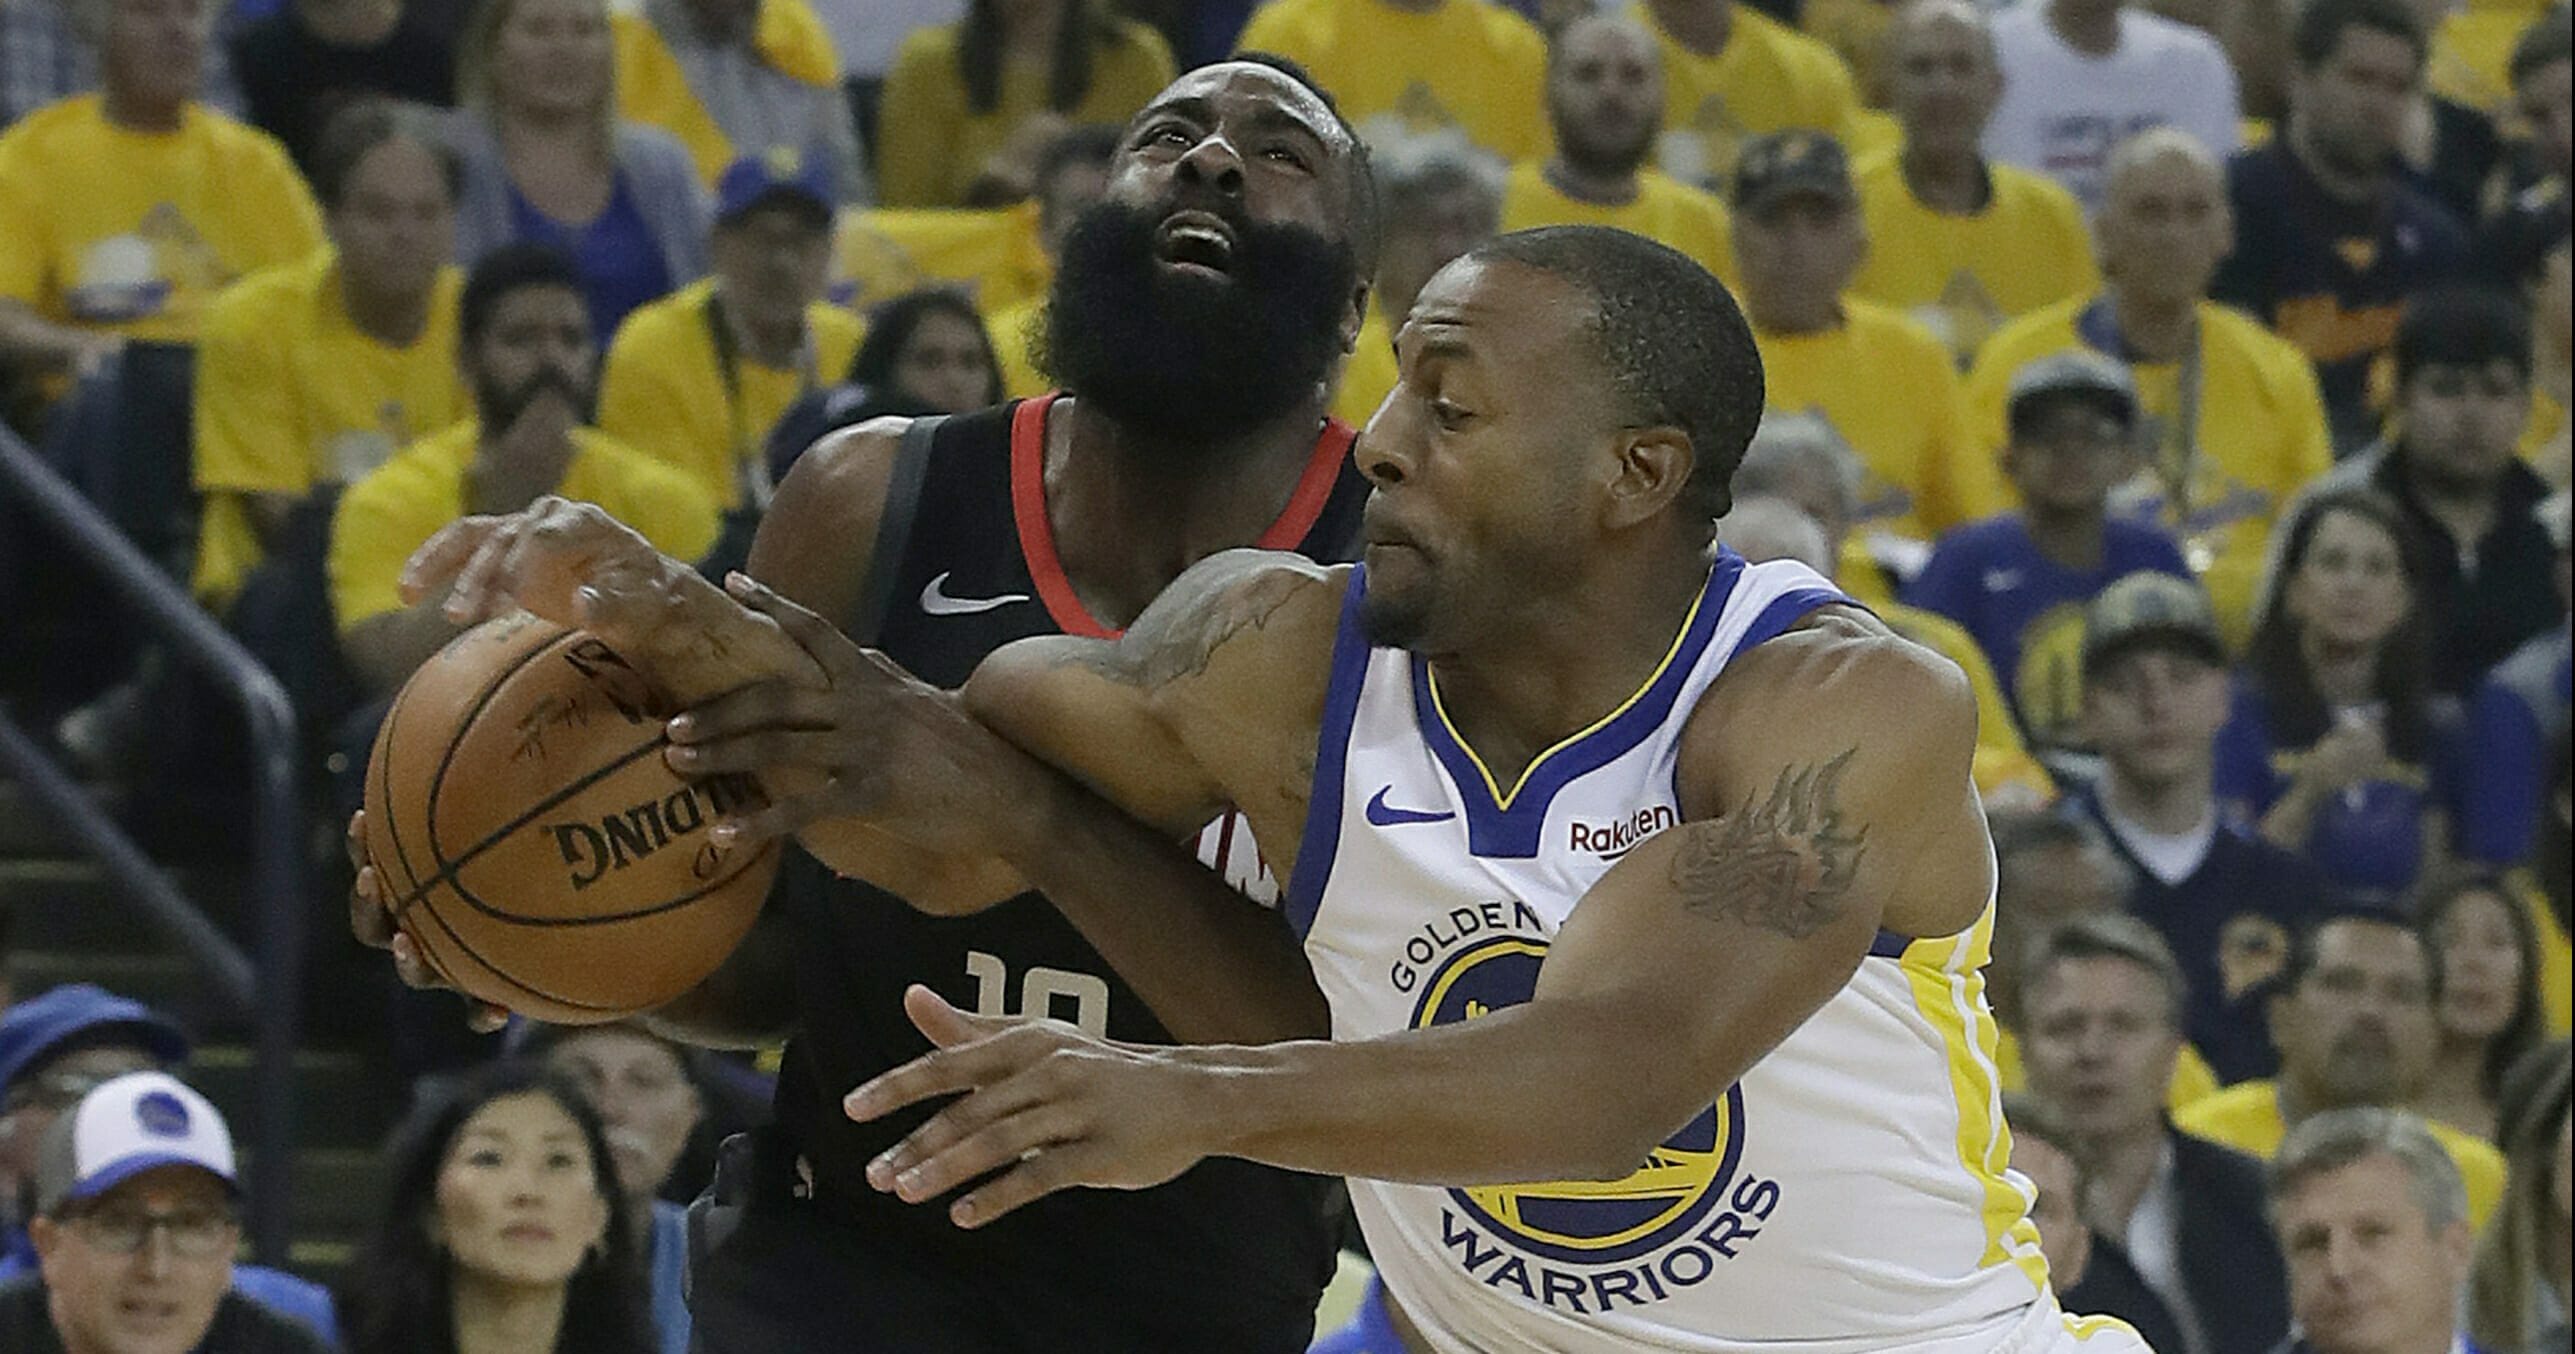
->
1431;399;1473;430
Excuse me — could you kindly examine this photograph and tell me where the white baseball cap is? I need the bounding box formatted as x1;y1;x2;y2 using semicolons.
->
34;1071;238;1215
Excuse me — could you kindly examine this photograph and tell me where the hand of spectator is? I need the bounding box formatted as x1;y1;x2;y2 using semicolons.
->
70;333;124;382
2297;719;2389;797
465;387;583;517
345;810;513;1033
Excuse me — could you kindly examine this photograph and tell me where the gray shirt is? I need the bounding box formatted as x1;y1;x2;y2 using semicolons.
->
642;0;869;205
445;110;714;286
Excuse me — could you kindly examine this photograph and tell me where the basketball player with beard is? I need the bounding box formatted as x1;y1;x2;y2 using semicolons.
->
347;58;1381;1351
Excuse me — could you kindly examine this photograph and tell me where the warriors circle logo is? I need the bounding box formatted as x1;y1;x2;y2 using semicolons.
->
1413;936;1745;1266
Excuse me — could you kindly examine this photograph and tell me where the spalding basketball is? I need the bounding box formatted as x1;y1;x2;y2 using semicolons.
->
362;613;779;1024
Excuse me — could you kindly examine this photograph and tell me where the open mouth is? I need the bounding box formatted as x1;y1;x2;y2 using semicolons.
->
1155;211;1238;277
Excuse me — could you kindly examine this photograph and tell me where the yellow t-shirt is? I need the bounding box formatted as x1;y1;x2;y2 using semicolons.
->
1994;1026;2224;1114
1964;297;2334;648
834;202;1051;314
1881;601;2056;803
1631;1;1862;192
985;295;1049;399
1800;0;1896;107
596;277;866;510
1332;304;1401;432
331;422;721;633
1849;151;2100;368
2173;1081;2510;1229
2521;387;2565;466
1756;299;2001;543
1239;0;1549;161
0;96;323;347
190;251;468;608
2429;1;2546;119
613;0;844;187
876;17;1174;208
1499;161;1737;287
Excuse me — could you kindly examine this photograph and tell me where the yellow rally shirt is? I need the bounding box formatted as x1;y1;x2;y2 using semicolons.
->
875;17;1174;208
0;96;322;345
597;277;865;510
834;201;1050;314
1332;304;1401;433
2174;1080;2509;1229
332;422;721;633
613;0;843;187
1849;150;2100;368
1631;0;1860;192
191;251;468;607
1965;297;2333;647
1499;161;1737;288
1239;0;1549;160
1756;299;2002;544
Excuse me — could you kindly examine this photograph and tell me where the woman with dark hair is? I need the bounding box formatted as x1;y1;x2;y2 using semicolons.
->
2216;485;2464;907
763;288;1004;483
2466;1040;2573;1354
875;0;1174;206
340;1062;656;1354
2419;874;2548;1140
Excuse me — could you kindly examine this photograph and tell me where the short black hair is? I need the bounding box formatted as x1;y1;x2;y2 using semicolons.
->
2511;3;2572;88
1464;226;1764;524
2295;0;2427;71
310;97;462;211
459;243;587;348
1232;51;1382;275
2393;284;2534;388
2277;909;2438;1002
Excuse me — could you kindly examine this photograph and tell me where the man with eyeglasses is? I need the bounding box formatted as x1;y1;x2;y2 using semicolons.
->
0;1071;330;1354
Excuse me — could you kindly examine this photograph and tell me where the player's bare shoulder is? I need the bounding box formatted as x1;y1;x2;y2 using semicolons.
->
1700;604;1978;753
749;416;919;615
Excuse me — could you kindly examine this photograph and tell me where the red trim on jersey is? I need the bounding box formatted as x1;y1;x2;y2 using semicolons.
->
1008;393;1360;640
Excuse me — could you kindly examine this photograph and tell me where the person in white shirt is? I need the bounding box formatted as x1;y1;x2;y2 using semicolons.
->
1984;0;2240;214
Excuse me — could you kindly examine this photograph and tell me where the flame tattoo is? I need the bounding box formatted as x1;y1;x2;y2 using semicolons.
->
1668;749;1869;939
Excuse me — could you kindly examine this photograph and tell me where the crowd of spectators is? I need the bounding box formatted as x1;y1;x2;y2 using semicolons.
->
0;0;2569;1349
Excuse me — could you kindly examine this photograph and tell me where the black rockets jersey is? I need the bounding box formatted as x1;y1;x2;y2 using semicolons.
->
768;396;1369;1336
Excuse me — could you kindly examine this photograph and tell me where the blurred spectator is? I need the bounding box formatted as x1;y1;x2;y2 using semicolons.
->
1982;0;2240;217
1998;1091;2189;1352
0;987;337;1341
2266;1106;2480;1354
0;906;11;1011
1969;129;2333;647
2385;0;2510;231
2418;875;2548;1141
1987;815;2137;1057
2473;11;2571;296
341;1060;655;1354
2177;912;2512;1227
1330;127;1503;427
878;0;1170;208
1849;0;2099;366
1498;15;1734;284
330;244;720;694
1630;0;1863;192
1237;0;1547;163
0;1073;331;1354
0;0;242;126
611;0;865;203
2467;1039;2572;1354
2018;914;2292;1354
1908;352;2189;753
598;147;859;514
2529;239;2569;489
451;0;712;342
2067;571;2334;1082
0;0;321;412
763;288;1005;480
2211;0;2469;452
985;123;1120;398
808;0;959;148
189;98;466;613
524;1025;705;1354
1730;407;1897;607
228;0;461;171
2458;488;2570;867
2325;285;2559;693
2218;487;2461;907
1728;129;1997;576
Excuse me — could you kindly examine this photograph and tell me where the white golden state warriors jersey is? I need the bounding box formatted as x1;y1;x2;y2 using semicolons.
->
1282;552;2056;1353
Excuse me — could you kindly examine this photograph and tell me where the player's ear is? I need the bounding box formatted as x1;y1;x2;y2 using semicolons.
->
1340;279;1371;355
1604;426;1693;531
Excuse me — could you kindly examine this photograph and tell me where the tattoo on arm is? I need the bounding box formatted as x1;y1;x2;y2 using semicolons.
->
1668;749;1870;939
1071;566;1312;692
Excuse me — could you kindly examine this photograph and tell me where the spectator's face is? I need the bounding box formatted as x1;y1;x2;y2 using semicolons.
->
465;283;595;429
2294;28;2424;179
28;1166;237;1354
2022;957;2182;1142
1547;18;1664;179
1886;7;2002;155
1377;183;1501;323
1745;459;1854;561
330;137;457;309
431;1093;610;1288
493;0;614;122
2081;648;2229;788
1996;844;2128;939
2283;508;2409;655
0;1045;165;1186
2429;887;2524;1043
2096;150;2231;309
2274;921;2437;1109
2275;1153;2472;1354
1732;195;1865;320
545;1030;702;1206
2517;56;2573;182
711;203;834;336
2009;1132;2089;1293
2003;398;2140;520
2398;359;2531;488
2542;245;2573;373
1038;160;1114;261
892;311;999;414
102;0;206;112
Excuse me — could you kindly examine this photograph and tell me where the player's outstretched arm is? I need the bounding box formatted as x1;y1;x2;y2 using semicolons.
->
841;622;1993;1226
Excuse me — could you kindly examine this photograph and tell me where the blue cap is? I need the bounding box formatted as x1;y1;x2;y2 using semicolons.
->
0;985;190;1094
715;145;833;226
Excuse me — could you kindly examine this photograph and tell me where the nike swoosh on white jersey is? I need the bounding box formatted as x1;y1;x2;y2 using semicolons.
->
920;571;1033;616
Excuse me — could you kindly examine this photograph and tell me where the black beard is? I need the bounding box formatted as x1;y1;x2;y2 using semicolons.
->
1037;198;1357;443
1551;101;1657;181
475;364;593;430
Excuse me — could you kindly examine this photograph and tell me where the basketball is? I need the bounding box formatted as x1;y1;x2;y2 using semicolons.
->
361;613;780;1024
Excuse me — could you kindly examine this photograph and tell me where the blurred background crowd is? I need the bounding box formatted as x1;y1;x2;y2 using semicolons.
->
0;0;2567;1349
